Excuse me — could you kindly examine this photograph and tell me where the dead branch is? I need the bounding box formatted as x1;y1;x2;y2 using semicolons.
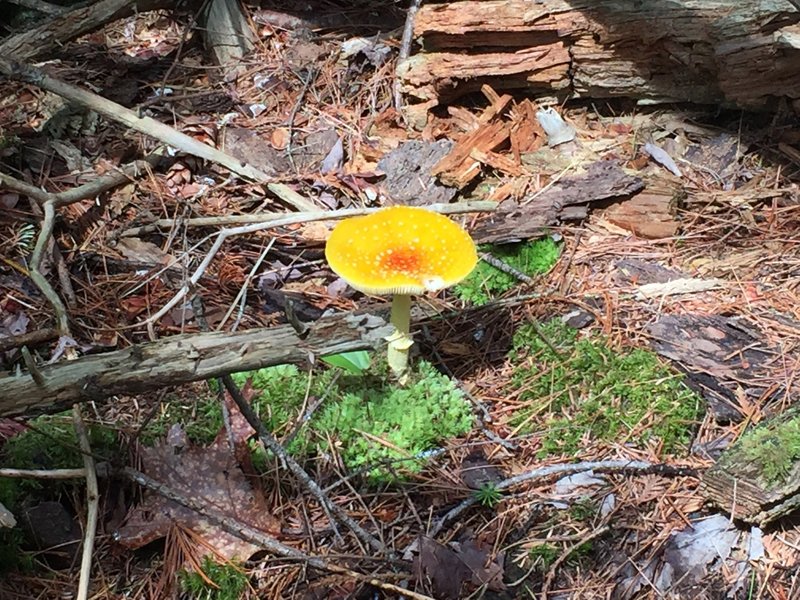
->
424;459;697;540
72;406;98;600
0;56;317;212
137;200;497;334
0;311;393;417
120;464;434;600
222;375;387;555
0;0;174;61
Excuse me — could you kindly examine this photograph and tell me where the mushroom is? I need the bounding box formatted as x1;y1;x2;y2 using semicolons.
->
325;206;478;381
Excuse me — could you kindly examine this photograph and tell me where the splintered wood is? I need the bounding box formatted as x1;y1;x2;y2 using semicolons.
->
398;0;800;119
430;86;540;189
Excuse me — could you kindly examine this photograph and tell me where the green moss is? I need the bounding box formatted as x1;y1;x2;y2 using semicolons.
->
179;557;249;600
235;360;473;482
735;411;800;485
454;237;561;305
509;319;701;457
0;414;117;573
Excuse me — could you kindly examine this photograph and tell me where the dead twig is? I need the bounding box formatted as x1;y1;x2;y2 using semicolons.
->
139;200;497;335
426;460;696;539
221;374;389;556
0;56;316;211
120;465;431;599
72;406;99;600
394;0;423;116
540;525;611;598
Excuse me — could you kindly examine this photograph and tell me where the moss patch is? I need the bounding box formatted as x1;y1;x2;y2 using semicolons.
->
454;237;560;306
509;319;701;457
179;557;249;600
146;361;473;482
735;411;800;485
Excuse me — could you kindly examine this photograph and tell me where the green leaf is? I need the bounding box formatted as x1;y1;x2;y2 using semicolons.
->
321;350;371;373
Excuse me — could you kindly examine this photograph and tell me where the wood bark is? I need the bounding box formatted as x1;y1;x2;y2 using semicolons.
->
0;0;176;61
700;409;800;526
0;312;392;418
399;0;800;120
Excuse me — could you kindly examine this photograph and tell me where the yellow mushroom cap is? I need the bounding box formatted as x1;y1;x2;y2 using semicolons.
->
325;206;478;295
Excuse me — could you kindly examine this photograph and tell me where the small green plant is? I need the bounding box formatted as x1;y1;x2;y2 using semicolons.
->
569;498;596;521
179;557;249;600
735;411;800;484
509;319;701;457
473;482;503;508
454;237;561;305
528;543;561;571
236;360;473;482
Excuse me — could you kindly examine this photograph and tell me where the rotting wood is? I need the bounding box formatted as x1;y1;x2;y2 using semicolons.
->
700;409;800;526
645;314;777;423
472;160;644;244
0;0;174;61
0;312;392;418
431;87;515;188
399;0;800;120
602;191;680;239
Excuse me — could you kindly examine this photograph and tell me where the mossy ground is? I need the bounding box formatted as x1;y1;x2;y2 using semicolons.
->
454;237;561;305
508;318;702;457
0;414;118;572
733;410;800;485
179;556;249;600
144;359;474;483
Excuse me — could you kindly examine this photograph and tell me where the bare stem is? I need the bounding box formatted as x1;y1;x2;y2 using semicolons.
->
387;294;413;381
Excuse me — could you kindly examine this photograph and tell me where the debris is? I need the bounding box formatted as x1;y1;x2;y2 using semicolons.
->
603;192;681;239
646;315;773;422
377;139;457;205
537;107;577;147
700;409;800;526
642;142;682;177
115;422;281;565
460;450;505;490
474;160;644;244
414;535;505;599
635;277;725;300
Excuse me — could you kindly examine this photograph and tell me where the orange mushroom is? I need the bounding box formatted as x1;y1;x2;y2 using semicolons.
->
325;206;477;381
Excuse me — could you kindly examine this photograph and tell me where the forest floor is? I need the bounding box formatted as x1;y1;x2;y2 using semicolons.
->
1;4;800;600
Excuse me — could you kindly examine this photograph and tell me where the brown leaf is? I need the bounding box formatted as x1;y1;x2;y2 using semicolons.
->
414;535;506;598
116;419;281;564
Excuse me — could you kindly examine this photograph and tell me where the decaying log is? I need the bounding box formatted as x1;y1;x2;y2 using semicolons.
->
472;160;644;244
399;0;800;121
700;409;800;526
0;312;392;418
0;0;174;61
645;314;775;422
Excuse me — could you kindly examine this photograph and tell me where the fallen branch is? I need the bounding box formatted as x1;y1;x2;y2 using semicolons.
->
426;459;698;539
121;465;433;600
0;0;171;61
72;406;99;600
0;311;393;417
136;200;497;334
222;375;387;555
0;56;316;211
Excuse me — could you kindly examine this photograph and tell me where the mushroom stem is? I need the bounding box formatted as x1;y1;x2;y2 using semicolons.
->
387;293;413;382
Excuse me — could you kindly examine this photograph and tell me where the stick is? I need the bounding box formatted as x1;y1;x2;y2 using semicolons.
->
221;375;388;555
394;0;423;116
139;200;497;331
0;311;393;417
117;199;497;237
120;465;433;600
72;406;99;600
426;460;696;538
0;56;316;212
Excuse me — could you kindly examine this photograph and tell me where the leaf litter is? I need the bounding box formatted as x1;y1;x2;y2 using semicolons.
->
115;386;279;566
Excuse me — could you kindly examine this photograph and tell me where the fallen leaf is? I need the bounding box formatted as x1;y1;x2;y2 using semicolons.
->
116;420;281;565
414;535;505;598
